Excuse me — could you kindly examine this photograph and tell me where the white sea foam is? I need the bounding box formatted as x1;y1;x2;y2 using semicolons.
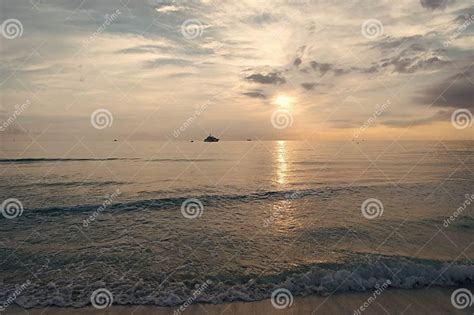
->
3;258;473;308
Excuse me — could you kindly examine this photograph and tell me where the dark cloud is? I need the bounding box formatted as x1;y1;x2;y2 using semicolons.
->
244;12;278;24
310;61;332;74
420;0;455;10
301;82;318;90
455;15;473;25
307;60;352;76
297;57;378;76
382;110;449;127
298;59;377;76
416;65;474;109
368;38;449;74
242;89;267;99
382;55;449;73
367;35;442;58
290;37;450;99
333;68;350;75
453;10;474;23
370;35;425;50
355;65;379;73
245;71;286;84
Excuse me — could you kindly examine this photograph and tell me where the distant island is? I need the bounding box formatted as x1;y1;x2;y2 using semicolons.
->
204;134;219;142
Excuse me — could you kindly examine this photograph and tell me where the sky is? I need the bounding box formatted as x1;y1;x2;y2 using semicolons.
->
0;0;473;141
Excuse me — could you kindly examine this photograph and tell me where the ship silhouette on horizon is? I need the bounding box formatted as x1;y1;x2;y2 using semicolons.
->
204;133;219;142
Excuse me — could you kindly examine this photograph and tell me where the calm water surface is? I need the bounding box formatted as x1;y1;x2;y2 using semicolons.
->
0;140;473;307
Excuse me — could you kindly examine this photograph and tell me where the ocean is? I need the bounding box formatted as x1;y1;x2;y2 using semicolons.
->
0;140;473;308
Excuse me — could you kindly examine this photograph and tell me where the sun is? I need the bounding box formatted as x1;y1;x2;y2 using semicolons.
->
273;95;293;108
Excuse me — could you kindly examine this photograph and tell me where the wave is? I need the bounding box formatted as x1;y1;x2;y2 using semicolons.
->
0;157;225;164
4;254;473;308
4;180;128;188
0;158;137;163
23;187;346;215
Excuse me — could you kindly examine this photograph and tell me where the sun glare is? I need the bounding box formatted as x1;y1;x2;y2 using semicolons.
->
273;95;293;108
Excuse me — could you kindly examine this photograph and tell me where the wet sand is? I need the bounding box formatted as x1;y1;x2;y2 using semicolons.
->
7;286;473;315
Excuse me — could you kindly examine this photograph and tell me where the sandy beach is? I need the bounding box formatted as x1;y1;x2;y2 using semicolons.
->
7;286;473;315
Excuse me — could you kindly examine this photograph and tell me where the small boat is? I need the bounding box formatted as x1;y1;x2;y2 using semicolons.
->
246;139;252;141
204;134;219;142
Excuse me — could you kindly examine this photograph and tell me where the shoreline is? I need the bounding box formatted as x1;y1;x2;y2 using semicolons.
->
7;285;473;315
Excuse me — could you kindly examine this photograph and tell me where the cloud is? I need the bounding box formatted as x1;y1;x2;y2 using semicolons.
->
416;65;474;109
382;110;449;127
370;35;426;51
369;37;449;74
244;12;278;24
155;5;184;14
355;65;379;73
454;11;474;23
1;0;473;140
143;58;194;68
306;60;351;76
382;55;449;73
420;0;455;10
117;44;214;56
242;89;267;99
244;71;286;84
310;61;333;74
116;45;171;54
298;47;442;79
301;82;318;90
166;72;196;78
328;119;361;128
